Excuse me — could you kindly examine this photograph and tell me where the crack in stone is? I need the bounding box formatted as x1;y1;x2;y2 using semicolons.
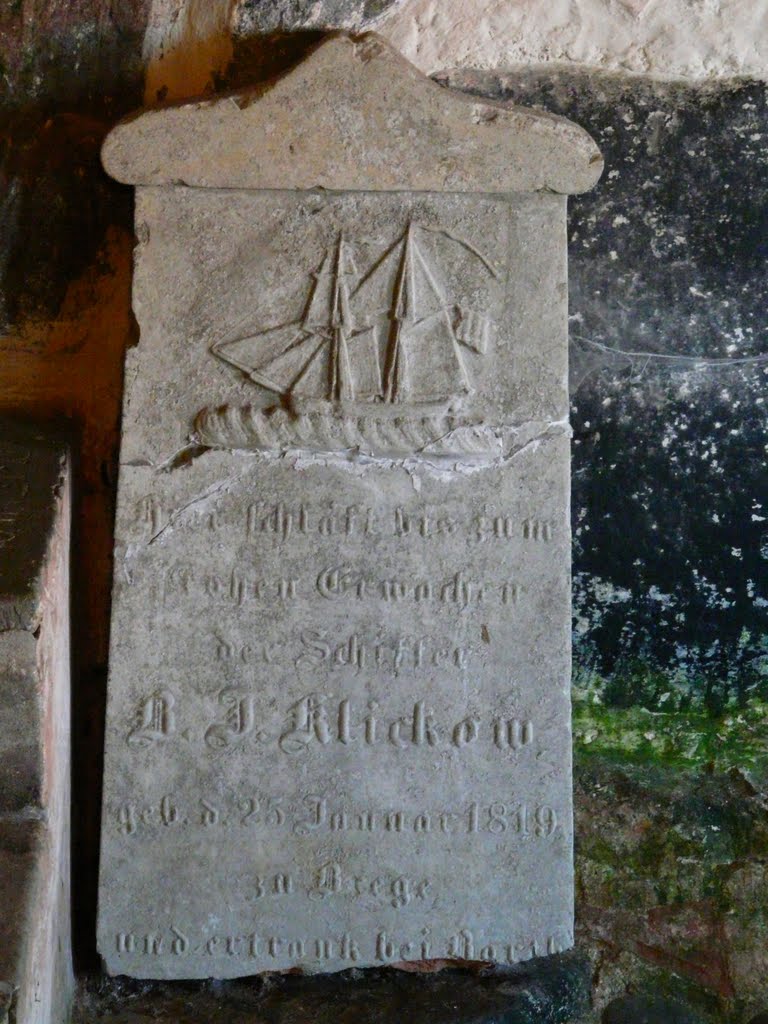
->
146;479;237;546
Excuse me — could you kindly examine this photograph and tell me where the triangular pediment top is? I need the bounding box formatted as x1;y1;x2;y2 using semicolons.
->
102;33;602;195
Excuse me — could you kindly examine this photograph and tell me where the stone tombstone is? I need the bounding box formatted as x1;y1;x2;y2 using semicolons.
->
98;33;602;979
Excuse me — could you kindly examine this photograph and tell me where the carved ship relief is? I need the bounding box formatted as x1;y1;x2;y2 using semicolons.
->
195;222;499;456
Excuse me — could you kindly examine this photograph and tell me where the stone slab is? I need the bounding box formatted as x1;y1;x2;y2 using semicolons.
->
0;630;41;813
0;819;71;1024
0;821;43;1002
98;35;597;980
0;423;73;1024
98;188;574;978
102;34;602;195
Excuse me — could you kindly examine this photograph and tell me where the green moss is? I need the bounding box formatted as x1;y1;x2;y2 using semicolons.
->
573;690;768;773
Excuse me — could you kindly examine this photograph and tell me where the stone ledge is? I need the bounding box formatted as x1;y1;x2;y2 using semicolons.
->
75;951;592;1023
0;421;73;1024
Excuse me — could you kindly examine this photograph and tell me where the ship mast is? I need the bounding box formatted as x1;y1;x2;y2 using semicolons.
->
329;233;355;402
383;221;417;403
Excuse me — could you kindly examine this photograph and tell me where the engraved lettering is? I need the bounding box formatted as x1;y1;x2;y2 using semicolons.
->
160;796;178;826
294;795;326;835
170;926;188;955
449;929;475;959
493;718;534;751
376;932;396;962
239;797;259;825
116;932;135;953
118;805;136;835
357;810;375;831
279;694;332;754
309;862;341;901
205;688;255;750
201;800;219;826
522;518;553;542
315;566;511;605
452;715;480;747
295;632;470;675
136;495;162;537
386;811;404;832
127;691;175;747
488;802;507;834
535;806;558;838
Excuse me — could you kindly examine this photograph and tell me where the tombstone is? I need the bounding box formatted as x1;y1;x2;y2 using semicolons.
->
98;33;602;979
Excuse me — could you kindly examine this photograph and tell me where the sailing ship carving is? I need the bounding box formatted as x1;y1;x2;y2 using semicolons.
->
211;221;493;415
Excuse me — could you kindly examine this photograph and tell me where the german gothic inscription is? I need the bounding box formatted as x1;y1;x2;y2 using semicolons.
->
97;31;602;979
103;447;573;977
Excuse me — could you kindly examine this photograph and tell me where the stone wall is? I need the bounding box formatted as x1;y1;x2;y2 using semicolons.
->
0;3;765;1021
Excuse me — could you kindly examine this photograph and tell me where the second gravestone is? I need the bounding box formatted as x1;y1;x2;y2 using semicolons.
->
98;33;602;978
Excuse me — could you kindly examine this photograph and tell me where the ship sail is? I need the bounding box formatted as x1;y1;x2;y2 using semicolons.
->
353;222;470;405
213;222;478;409
213;236;381;401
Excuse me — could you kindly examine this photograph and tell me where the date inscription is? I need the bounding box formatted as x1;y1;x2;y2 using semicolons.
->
115;794;558;840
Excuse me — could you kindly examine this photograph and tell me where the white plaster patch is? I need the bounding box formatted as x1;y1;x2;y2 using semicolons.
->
378;0;768;80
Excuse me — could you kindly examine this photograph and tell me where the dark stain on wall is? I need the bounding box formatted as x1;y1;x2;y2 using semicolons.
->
440;69;768;717
0;3;147;326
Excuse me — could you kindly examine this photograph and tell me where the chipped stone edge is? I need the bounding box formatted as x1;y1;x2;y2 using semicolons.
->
101;32;603;195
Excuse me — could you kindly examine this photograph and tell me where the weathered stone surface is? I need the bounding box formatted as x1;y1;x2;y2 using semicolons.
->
377;0;768;80
0;423;73;1024
102;34;602;194
101;443;573;977
98;34;598;979
0;821;57;1024
0;425;72;1024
